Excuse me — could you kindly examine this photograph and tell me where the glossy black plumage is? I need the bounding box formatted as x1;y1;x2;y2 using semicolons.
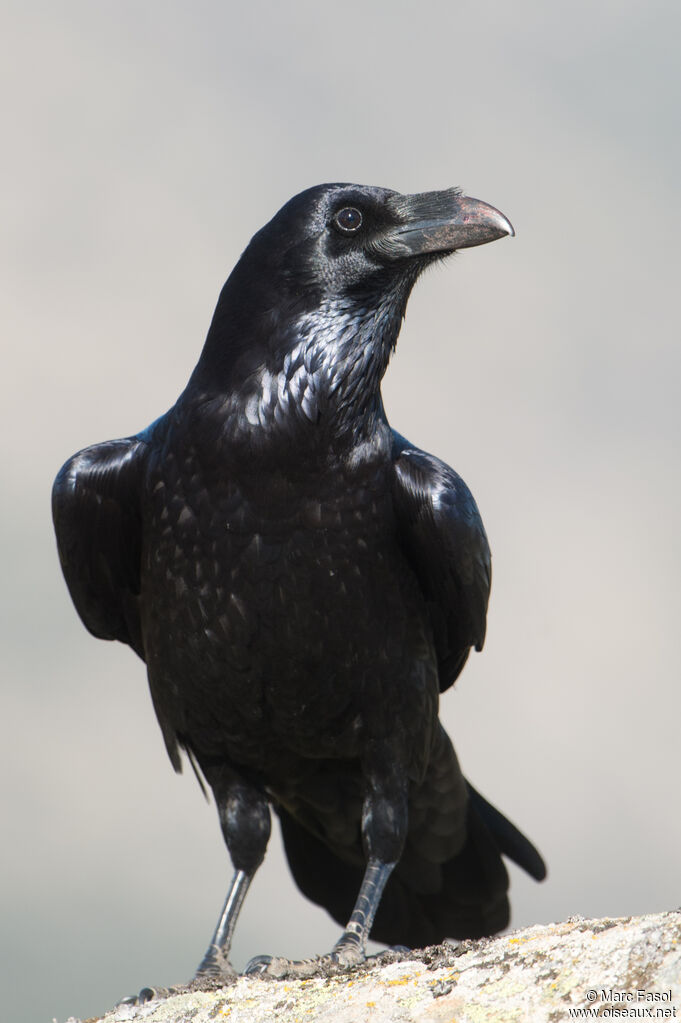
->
53;183;545;975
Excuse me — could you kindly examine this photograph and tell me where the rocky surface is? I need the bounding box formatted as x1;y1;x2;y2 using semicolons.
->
60;910;681;1023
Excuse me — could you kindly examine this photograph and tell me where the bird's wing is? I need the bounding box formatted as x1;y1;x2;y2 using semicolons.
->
390;431;491;691
52;436;147;658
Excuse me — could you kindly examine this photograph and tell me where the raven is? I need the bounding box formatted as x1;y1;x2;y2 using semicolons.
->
53;183;545;983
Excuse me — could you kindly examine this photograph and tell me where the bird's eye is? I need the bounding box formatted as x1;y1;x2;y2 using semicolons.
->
333;207;363;234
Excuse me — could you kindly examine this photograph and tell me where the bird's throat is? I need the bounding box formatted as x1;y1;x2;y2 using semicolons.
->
198;296;400;451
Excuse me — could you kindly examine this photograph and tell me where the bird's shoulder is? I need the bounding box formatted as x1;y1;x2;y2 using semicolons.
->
390;432;487;534
389;430;491;689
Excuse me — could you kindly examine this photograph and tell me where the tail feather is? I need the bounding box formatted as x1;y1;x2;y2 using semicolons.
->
466;782;546;882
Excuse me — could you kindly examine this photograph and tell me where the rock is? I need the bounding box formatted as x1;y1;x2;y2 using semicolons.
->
64;911;681;1023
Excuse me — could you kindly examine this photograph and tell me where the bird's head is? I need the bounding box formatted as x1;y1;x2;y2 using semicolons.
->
245;182;512;293
193;183;513;438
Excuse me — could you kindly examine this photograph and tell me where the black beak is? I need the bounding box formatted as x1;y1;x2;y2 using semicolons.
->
374;188;514;261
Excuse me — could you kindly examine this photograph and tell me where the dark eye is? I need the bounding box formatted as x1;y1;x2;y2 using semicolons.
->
333;207;363;234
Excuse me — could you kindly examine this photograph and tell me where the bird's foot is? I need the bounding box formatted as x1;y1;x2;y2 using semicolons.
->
244;933;366;980
116;985;178;1006
244;950;362;980
115;949;237;1008
194;944;239;983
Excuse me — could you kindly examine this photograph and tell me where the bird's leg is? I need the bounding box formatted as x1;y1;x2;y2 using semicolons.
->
119;774;270;1002
328;856;396;965
330;755;408;966
195;868;253;977
246;752;407;979
195;772;271;980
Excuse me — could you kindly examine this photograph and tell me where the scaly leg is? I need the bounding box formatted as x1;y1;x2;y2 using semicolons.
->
245;857;396;978
196;770;271;979
119;772;270;1002
195;868;253;977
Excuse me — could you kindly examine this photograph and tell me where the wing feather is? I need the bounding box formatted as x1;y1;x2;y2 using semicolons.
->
391;431;491;691
52;436;147;658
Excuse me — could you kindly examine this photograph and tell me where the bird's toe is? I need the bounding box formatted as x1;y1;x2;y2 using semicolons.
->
244;953;299;978
243;944;366;980
243;953;273;976
116;985;176;1006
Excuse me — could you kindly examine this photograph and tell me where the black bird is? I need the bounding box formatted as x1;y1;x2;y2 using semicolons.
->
53;183;545;982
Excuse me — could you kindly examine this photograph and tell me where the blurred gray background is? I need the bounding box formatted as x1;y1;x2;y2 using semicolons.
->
2;1;679;1021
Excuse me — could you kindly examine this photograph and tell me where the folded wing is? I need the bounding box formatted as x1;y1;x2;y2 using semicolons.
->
52;437;147;659
390;431;491;691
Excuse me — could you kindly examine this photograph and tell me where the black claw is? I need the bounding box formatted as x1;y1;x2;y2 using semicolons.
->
244;953;274;976
116;986;173;1007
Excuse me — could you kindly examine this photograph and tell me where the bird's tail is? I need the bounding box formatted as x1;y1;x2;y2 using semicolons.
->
465;781;546;883
277;727;545;948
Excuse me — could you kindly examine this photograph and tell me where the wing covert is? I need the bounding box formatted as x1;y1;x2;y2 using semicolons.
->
52;436;147;658
391;431;491;691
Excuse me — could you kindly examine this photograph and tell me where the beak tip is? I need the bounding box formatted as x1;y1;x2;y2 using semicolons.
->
492;210;514;239
450;196;516;249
